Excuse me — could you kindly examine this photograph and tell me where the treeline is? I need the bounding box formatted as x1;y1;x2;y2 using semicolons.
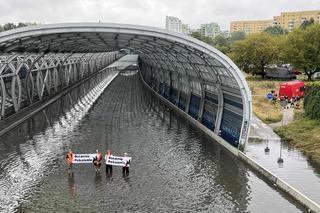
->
191;22;320;80
304;82;320;120
0;22;37;32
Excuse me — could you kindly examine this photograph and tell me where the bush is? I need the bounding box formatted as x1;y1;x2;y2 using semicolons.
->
304;82;320;120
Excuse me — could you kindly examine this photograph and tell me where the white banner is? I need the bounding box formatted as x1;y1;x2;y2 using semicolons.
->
72;154;97;163
106;155;132;167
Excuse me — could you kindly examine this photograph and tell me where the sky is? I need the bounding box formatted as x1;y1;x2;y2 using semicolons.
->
0;0;319;31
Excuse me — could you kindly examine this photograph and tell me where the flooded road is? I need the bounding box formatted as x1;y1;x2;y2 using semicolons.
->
247;115;320;204
0;73;305;212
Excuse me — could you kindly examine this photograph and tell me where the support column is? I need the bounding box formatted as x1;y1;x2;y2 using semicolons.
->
197;79;205;121
214;84;224;135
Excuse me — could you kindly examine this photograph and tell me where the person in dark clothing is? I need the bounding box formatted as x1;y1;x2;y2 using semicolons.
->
93;149;102;172
105;150;113;174
122;153;130;174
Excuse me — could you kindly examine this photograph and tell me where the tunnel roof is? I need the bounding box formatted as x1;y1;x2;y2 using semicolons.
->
0;23;252;145
0;23;250;90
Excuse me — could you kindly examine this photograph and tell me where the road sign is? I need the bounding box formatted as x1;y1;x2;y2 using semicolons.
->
267;93;273;100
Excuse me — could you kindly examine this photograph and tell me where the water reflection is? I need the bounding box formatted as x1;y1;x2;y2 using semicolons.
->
67;173;75;199
0;74;305;212
0;74;117;212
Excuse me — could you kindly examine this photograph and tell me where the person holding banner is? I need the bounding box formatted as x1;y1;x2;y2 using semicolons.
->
93;150;103;172
105;150;113;174
122;153;130;174
66;149;74;172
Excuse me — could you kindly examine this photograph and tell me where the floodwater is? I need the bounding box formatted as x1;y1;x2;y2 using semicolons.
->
0;73;305;212
246;118;320;204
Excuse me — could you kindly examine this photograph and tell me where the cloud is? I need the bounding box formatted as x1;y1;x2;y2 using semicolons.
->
0;0;319;30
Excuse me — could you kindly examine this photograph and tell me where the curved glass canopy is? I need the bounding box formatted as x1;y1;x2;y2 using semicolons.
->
0;23;252;148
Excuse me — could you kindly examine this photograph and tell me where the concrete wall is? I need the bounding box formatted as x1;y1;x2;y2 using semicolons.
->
139;71;320;213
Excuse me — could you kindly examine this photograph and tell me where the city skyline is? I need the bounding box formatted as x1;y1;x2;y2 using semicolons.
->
0;0;319;31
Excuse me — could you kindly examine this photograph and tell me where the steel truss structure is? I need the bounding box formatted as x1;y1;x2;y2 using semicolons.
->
0;52;121;119
0;23;252;148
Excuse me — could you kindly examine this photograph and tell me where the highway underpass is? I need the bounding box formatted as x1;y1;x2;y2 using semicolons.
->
0;23;315;212
0;70;304;212
0;23;251;150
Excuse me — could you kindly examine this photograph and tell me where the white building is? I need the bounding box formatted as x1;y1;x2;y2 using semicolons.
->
200;22;220;38
182;24;191;35
165;16;182;33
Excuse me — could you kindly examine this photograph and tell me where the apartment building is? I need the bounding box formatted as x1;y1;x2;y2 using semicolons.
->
230;10;320;34
200;22;220;38
165;16;182;33
230;20;273;34
273;10;320;31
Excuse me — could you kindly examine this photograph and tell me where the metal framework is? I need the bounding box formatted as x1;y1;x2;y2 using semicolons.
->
0;23;252;148
0;52;121;119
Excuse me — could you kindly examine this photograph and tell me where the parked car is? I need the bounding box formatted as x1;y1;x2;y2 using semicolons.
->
279;80;305;100
312;72;320;80
265;67;297;80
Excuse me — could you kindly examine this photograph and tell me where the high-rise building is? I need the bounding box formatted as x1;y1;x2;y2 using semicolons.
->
230;20;273;34
165;16;182;33
273;10;320;32
200;22;220;38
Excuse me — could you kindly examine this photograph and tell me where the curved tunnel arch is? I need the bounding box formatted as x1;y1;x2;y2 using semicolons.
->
0;23;252;148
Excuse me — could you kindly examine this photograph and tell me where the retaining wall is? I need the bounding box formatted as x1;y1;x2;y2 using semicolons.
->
139;71;320;213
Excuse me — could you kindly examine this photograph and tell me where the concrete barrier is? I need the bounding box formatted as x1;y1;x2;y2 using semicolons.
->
139;72;320;213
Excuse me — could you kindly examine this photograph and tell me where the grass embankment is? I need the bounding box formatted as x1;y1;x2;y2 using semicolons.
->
246;77;282;123
274;111;320;165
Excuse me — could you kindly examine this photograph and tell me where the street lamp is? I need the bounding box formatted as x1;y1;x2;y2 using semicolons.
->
277;139;284;163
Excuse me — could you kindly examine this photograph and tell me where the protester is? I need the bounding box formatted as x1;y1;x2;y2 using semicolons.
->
93;149;103;172
105;149;113;174
66;149;74;172
122;153;130;174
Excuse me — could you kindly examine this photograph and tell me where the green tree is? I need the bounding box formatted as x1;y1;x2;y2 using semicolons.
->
264;25;288;36
229;31;246;42
190;32;214;46
0;22;38;33
230;33;279;78
213;35;230;54
300;18;315;29
3;23;16;31
283;24;320;80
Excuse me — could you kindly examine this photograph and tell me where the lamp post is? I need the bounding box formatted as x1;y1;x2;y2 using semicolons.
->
264;139;270;153
277;99;287;163
277;139;284;163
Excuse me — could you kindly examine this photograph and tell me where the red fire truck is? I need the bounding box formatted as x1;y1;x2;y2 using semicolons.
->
279;81;305;100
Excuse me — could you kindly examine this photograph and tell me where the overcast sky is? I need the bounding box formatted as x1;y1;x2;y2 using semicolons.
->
0;0;319;30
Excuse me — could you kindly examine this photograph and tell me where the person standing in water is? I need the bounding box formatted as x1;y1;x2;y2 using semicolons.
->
66;149;74;173
93;149;102;172
122;153;130;174
105;149;113;174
